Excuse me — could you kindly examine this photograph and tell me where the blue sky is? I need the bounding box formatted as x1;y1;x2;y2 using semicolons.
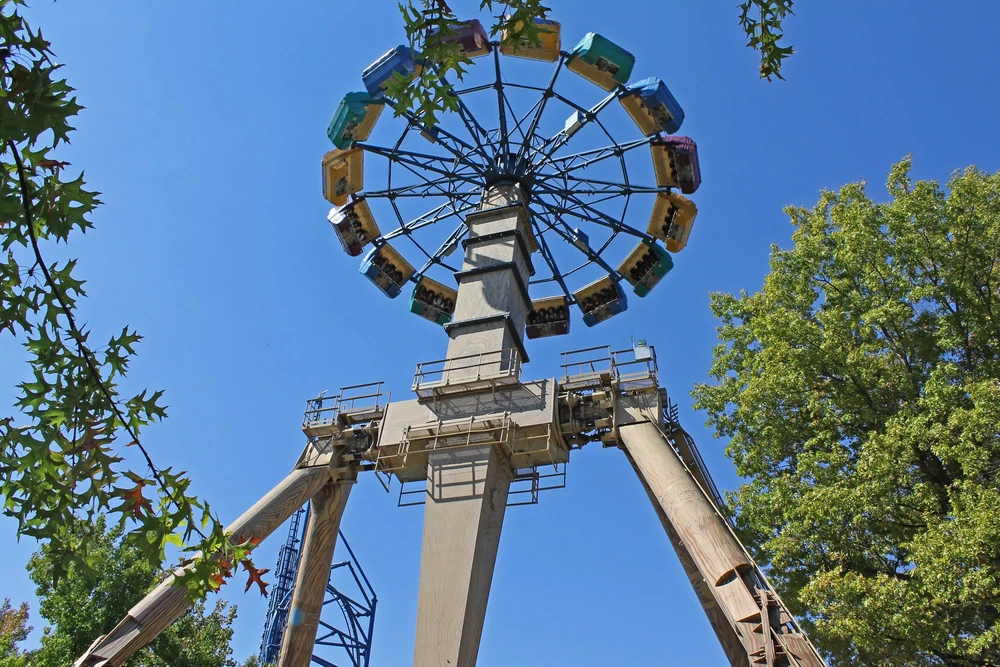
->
2;1;999;665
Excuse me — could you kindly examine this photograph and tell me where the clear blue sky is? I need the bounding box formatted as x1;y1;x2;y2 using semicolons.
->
2;1;999;665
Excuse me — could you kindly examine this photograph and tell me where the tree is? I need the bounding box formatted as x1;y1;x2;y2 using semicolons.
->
692;157;1000;665
392;0;795;126
27;515;238;667
0;598;31;667
0;0;262;601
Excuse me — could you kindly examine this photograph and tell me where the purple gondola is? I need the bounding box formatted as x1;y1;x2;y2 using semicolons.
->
651;135;701;195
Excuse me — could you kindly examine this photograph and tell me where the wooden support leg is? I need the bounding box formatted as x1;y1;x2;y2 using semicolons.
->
276;476;355;667
413;445;511;667
618;421;826;667
74;466;331;667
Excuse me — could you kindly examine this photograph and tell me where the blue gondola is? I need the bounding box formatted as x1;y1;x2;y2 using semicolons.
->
526;296;570;339
409;276;457;325
650;135;701;194
619;77;685;135
329;198;379;257
617;240;673;297
566;32;635;91
327;92;385;150
362;45;420;97
574;276;628;327
360;244;414;298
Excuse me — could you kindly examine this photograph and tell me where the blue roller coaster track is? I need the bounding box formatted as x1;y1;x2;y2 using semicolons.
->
258;506;377;666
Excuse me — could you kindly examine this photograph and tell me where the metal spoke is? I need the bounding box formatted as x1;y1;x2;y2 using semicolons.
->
492;49;510;158
380;199;479;243
417;221;469;275
515;56;564;164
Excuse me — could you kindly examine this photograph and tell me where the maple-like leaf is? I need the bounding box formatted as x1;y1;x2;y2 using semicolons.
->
37;158;70;171
120;482;152;517
242;560;270;597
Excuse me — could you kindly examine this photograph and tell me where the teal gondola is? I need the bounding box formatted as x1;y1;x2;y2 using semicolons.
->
566;32;635;91
327;92;385;149
618;240;673;297
409;276;457;325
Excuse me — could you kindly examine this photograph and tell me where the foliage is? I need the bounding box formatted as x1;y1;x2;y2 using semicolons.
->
0;598;31;667
27;515;238;667
693;158;1000;665
389;0;795;126
0;0;263;604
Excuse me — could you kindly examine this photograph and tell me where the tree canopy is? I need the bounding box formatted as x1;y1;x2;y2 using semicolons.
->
25;515;239;667
693;158;1000;665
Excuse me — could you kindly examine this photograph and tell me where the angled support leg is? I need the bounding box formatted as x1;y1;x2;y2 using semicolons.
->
74;465;331;667
413;445;512;667
618;421;826;667
276;474;356;667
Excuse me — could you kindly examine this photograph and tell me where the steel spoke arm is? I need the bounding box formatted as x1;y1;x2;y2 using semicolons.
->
417;221;469;275
533;182;650;241
528;217;574;302
531;206;623;278
358;142;482;185
380;199;479;243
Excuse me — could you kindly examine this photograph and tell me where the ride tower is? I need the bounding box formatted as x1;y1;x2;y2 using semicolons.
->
74;17;829;667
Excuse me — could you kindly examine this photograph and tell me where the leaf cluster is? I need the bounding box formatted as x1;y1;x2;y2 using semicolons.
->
0;0;268;621
693;157;1000;665
388;0;550;127
391;0;796;126
738;0;795;81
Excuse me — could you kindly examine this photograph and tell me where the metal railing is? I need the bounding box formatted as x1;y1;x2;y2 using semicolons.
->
302;382;388;440
412;348;521;397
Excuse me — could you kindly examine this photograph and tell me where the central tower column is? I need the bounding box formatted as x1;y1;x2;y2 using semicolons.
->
412;183;535;667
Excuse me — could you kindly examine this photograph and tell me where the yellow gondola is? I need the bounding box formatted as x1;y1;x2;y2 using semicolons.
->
499;17;561;62
646;192;698;253
321;147;364;207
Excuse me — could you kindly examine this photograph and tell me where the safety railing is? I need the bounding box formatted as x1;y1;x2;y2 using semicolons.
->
412;348;521;399
302;381;388;441
611;344;658;393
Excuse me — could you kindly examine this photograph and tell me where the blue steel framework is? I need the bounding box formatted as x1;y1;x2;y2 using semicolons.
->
259;507;377;667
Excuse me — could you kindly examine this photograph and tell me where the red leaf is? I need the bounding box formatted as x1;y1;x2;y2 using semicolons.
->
38;159;70;172
209;572;227;590
242;560;271;597
121;482;152;517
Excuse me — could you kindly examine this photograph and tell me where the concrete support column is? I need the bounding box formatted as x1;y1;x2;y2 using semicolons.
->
444;182;535;380
276;476;355;667
413;445;512;667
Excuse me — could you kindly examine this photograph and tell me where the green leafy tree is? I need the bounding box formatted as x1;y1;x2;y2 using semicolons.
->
0;598;31;667
390;0;795;126
693;157;1000;665
27;515;238;667
0;0;264;603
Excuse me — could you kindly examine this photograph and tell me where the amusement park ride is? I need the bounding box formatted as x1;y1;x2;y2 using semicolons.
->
75;17;829;667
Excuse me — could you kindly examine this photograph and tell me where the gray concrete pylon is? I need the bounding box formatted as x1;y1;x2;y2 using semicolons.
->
412;183;533;667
